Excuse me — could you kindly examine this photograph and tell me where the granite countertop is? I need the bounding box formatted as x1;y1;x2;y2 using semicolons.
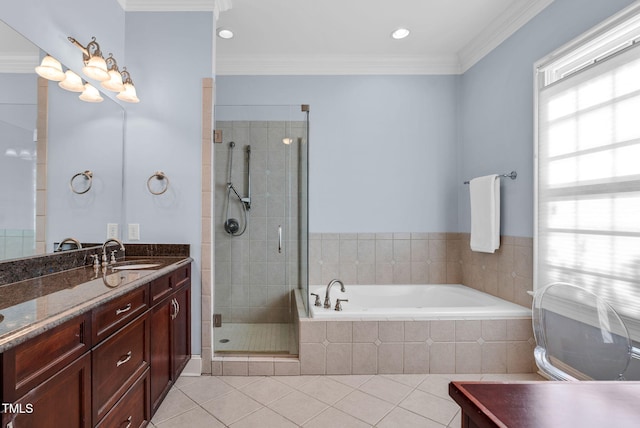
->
0;256;192;353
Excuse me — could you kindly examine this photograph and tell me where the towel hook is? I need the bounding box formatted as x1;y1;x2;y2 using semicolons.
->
147;171;169;195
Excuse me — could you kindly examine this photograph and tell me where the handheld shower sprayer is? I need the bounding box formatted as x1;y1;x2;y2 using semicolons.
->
224;141;251;236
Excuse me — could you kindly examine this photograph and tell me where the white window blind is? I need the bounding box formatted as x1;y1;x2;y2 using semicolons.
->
537;36;640;320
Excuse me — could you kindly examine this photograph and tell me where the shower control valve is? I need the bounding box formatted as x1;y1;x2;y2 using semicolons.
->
310;293;322;307
335;299;349;311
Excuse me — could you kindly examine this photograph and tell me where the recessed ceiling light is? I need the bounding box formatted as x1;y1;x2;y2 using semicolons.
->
391;28;410;40
217;28;234;39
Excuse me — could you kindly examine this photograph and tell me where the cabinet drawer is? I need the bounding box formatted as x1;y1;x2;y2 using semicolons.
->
92;285;148;343
149;274;172;306
96;368;150;428
174;264;190;288
2;313;91;402
92;313;149;424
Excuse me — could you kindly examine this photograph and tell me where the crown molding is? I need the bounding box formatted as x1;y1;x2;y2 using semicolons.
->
0;54;39;73
118;0;217;11
216;54;462;76
458;0;554;72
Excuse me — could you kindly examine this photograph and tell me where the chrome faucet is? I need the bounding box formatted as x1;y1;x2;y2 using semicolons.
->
55;237;82;252
324;279;345;309
102;238;125;266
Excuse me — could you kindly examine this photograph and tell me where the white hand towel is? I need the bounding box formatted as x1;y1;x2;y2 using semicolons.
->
469;174;500;253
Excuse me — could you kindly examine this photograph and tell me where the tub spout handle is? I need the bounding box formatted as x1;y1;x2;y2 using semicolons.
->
335;299;349;311
310;293;322;307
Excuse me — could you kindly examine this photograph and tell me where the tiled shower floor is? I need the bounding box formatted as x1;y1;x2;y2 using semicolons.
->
149;372;545;427
214;323;295;354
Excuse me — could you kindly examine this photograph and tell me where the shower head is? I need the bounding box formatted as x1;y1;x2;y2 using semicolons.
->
229;141;235;148
246;145;251;154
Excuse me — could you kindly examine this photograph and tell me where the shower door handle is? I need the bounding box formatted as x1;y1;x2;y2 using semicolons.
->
278;225;282;254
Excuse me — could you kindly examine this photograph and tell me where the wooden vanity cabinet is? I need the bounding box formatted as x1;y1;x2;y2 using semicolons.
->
0;262;191;428
149;266;191;415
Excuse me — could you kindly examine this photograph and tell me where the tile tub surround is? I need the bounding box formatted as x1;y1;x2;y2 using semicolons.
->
309;232;533;309
297;316;535;376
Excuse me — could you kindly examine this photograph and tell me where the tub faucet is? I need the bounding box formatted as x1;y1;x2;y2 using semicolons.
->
55;237;82;252
324;279;345;309
102;238;125;266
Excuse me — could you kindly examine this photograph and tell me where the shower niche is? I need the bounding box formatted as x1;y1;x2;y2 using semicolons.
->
213;105;309;355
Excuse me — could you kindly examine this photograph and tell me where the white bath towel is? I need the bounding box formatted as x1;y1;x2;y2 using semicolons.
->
469;174;500;253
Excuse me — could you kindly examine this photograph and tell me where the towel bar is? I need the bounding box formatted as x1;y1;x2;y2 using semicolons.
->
464;171;517;184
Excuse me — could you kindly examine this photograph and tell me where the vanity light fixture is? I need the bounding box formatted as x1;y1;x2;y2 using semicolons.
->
35;55;65;81
101;54;125;92
79;83;103;103
282;137;293;145
391;27;410;40
69;35;141;103
58;70;85;92
116;68;140;103
68;36;110;81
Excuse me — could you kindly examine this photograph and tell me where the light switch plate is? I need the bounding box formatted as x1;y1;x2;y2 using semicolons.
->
128;224;140;241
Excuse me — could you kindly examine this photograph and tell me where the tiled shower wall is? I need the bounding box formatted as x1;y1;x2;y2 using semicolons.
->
309;232;533;308
214;120;305;324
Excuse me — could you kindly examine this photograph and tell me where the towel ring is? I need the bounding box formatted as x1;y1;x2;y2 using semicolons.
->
70;170;93;194
147;171;169;195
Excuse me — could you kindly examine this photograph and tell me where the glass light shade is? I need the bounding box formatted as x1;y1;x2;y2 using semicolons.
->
82;56;109;81
101;69;125;92
282;137;293;145
116;82;140;103
35;55;65;81
19;149;32;160
58;70;85;92
79;83;103;103
4;148;17;157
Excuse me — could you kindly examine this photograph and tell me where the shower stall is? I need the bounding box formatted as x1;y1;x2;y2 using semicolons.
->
213;105;309;355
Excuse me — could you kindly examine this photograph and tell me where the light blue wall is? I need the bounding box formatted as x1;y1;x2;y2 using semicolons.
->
216;75;460;233
458;0;636;237
124;12;213;354
46;84;124;251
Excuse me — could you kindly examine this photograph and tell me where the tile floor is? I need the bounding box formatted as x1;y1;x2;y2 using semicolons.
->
150;372;544;427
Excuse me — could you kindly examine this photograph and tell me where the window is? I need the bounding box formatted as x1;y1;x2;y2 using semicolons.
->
535;3;640;322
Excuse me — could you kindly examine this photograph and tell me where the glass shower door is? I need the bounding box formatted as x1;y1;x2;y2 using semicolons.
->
213;105;308;355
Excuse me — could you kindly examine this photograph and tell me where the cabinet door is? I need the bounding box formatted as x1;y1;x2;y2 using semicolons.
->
172;284;191;379
2;353;91;428
150;297;172;415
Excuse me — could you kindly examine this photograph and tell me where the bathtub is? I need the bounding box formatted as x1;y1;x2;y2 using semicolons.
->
309;284;531;320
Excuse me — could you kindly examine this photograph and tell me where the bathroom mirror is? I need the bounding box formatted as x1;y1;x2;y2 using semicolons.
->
0;21;124;260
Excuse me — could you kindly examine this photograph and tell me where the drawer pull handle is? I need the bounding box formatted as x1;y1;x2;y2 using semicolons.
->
122;416;132;428
116;351;132;367
115;303;132;315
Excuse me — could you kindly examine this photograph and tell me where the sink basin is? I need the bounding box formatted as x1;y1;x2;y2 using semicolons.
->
111;263;161;270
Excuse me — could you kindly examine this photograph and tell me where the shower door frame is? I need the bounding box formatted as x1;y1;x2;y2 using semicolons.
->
212;104;309;355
